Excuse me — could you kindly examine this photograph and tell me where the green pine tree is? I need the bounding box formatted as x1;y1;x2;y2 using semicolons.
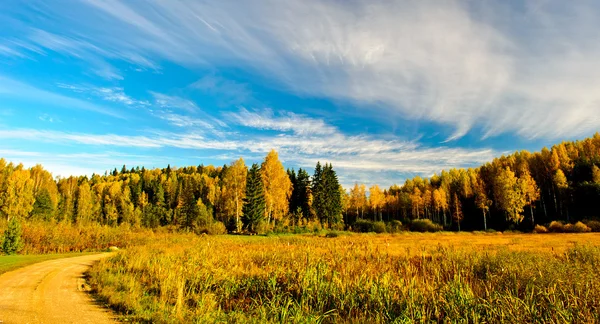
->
242;163;266;232
290;168;312;221
322;163;343;226
311;162;325;221
179;179;199;230
2;218;24;255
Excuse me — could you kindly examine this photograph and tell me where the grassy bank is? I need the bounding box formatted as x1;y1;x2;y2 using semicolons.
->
0;252;96;275
88;233;600;323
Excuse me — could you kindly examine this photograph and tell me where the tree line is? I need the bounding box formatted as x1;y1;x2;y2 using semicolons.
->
344;133;600;231
1;133;599;232
0;150;341;233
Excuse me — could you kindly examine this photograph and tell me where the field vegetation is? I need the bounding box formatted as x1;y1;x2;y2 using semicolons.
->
88;232;600;323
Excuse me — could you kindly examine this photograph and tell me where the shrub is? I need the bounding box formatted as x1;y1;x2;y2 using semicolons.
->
353;219;375;233
548;221;565;233
565;222;591;233
533;225;548;234
583;220;600;232
205;221;227;235
387;220;404;233
2;218;24;255
410;219;443;232
325;231;339;238
373;221;387;234
548;221;591;233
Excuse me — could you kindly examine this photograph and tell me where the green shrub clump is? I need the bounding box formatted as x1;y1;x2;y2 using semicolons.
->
410;219;443;232
387;220;404;233
2;218;24;255
533;225;548;234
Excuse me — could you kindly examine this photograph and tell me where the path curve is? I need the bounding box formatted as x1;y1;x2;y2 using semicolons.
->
0;253;116;324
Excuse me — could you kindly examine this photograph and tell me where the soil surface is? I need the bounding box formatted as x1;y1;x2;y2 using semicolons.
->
0;253;116;324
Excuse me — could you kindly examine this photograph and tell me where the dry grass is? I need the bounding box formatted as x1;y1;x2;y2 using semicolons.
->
0;220;162;254
88;232;600;323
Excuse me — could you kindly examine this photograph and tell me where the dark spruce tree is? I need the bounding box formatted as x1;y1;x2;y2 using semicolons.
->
289;168;312;222
242;163;266;232
312;162;342;227
179;178;199;231
311;162;325;221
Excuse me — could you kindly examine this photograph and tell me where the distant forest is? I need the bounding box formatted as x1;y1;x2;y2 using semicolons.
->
1;133;599;232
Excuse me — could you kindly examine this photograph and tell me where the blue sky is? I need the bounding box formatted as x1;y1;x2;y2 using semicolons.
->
1;1;599;188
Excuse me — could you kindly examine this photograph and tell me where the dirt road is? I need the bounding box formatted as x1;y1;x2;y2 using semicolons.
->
0;253;116;324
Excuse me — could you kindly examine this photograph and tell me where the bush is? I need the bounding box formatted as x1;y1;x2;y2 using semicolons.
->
533;225;548;234
205;222;227;235
548;221;591;233
325;231;339;238
583;220;600;232
2;218;24;255
548;221;565;233
410;219;443;232
373;221;387;234
564;222;591;233
387;220;404;233
353;219;376;233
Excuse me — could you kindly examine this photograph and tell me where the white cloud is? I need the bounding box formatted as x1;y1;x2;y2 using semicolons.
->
39;114;60;123
11;0;597;140
0;44;25;58
159;113;209;128
58;83;150;107
0;108;497;187
0;75;125;119
227;108;337;136
0;149;172;177
150;92;198;113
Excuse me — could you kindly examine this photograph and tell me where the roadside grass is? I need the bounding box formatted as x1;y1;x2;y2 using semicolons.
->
88;233;600;323
0;252;96;275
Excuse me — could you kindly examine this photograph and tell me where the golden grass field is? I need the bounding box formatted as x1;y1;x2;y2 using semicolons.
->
88;232;600;323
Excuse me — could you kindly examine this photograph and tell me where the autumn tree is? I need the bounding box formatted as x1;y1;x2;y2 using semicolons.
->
452;193;463;231
223;158;247;232
553;169;569;221
593;165;600;184
260;150;292;226
0;166;35;222
349;183;367;219
519;168;540;225
369;185;384;221
76;182;93;224
494;167;527;224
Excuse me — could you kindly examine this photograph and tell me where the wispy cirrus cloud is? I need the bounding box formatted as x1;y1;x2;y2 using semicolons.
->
226;108;336;136
57;83;150;107
149;92;199;113
0;107;498;186
0;76;125;119
6;0;599;140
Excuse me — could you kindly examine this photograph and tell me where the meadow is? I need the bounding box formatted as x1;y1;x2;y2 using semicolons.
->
88;232;600;323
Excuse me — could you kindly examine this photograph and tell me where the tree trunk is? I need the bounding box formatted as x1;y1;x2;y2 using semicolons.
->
541;193;547;219
483;209;487;231
235;191;240;232
530;204;534;225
